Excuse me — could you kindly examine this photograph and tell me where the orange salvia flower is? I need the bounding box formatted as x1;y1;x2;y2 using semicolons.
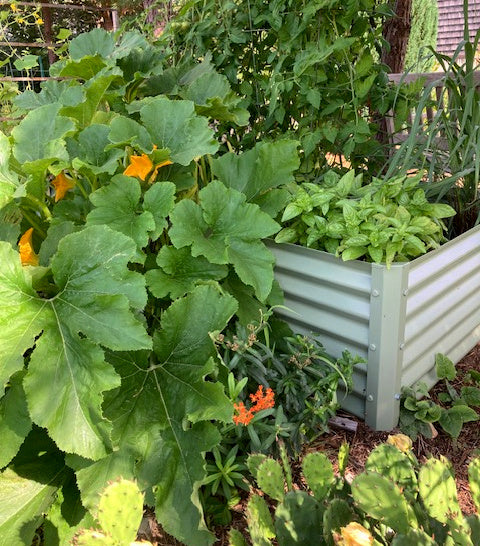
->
52;172;75;202
18;228;39;266
123;154;154;181
233;401;253;426
233;385;275;426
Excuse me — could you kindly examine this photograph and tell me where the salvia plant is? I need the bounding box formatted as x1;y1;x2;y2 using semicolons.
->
0;28;303;545
215;314;359;451
233;437;480;545
275;169;456;267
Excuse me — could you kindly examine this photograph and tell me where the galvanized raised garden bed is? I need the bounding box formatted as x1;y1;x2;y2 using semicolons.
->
268;224;480;431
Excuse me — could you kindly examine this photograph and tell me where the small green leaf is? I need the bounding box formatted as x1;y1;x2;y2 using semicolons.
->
435;353;456;381
439;406;478;438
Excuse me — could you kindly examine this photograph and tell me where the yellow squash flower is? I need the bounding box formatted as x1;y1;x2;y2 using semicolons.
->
387;433;413;452
52;172;75;202
18;228;39;266
334;522;374;546
10;3;17;12
36;17;44;25
124;152;172;183
124;154;154;181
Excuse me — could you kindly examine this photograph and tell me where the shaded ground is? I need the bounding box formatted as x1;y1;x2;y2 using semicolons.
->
143;343;480;545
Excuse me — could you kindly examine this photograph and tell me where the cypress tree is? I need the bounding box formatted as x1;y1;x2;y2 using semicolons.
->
404;0;439;72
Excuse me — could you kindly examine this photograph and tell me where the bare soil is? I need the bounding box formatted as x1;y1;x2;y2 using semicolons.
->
142;343;480;545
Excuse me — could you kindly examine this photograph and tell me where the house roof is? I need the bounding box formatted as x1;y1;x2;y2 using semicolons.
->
437;0;480;56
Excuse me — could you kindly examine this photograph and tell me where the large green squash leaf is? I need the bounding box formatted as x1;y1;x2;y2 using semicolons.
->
11;103;75;174
0;371;32;468
77;285;237;546
212;140;300;202
182;70;249;125
0;132;18;210
169;180;279;301
70;124;124;176
60;71;120;129
0;428;66;546
86;176;176;258
0;226;151;459
69;28;115;60
138;96;219;165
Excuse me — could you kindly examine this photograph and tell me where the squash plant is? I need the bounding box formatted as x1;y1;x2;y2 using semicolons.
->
0;29;300;545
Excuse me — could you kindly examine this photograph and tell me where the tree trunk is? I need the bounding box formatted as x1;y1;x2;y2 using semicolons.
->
381;0;413;74
40;0;56;65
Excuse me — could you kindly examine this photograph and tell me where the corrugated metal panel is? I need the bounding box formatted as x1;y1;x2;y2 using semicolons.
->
269;243;372;358
402;225;480;387
268;225;480;430
268;242;371;420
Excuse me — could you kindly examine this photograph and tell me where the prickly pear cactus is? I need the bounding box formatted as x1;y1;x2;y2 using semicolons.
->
247;453;269;482
351;470;418;534
365;443;418;495
418;458;473;546
256;459;285;502
468;457;480;512
74;479;149;546
246;494;275;546
229;528;248;546
323;499;355;546
302;452;335;501
391;528;437;545
274;490;323;545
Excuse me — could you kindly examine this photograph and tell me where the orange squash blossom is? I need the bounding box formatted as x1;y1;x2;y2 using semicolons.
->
18;228;39;266
52;172;75;202
124;147;173;183
123;153;154;181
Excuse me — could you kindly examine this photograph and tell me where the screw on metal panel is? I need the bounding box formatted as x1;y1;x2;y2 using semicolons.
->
367;394;374;402
394;393;401;400
372;289;380;297
399;343;405;350
369;344;376;351
403;289;408;296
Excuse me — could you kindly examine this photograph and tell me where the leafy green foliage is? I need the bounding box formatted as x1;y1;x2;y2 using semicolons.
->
215;313;359;452
161;0;401;173
275;170;455;266
385;14;480;236
0;27;301;546
399;353;480;440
